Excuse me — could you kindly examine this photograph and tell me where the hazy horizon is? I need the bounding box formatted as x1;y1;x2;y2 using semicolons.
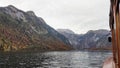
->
0;0;110;34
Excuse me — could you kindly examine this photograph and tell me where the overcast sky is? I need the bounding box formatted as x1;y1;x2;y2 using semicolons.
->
0;0;110;34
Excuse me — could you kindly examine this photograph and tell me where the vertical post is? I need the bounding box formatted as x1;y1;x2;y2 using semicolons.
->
112;0;119;68
110;0;119;68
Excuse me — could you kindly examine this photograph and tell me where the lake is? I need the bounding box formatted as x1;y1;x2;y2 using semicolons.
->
0;51;112;68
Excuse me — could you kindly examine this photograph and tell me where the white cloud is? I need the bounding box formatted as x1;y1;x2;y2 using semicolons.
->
0;0;110;34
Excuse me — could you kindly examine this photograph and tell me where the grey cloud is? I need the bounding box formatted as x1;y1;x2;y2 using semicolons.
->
0;0;110;34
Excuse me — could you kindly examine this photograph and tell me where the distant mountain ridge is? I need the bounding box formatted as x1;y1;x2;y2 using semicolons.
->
0;5;72;52
57;29;112;50
57;29;75;34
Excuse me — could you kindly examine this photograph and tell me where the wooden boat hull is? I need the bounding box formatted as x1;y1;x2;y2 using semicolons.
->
103;57;115;68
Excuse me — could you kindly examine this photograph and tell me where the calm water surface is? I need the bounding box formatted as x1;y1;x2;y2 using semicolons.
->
0;51;112;68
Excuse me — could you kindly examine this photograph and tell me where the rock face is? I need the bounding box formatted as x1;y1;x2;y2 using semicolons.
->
0;5;71;52
57;29;112;50
57;29;83;49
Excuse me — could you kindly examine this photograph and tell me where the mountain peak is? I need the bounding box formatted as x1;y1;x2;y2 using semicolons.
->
27;11;36;16
7;5;16;8
0;5;28;22
57;29;75;34
6;5;18;11
87;29;110;35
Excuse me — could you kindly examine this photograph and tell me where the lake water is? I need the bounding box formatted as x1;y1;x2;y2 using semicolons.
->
0;51;112;68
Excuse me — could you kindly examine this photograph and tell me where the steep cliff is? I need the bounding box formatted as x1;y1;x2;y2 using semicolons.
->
0;5;71;52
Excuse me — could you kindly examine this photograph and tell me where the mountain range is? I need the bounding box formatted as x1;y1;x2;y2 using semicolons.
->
0;5;112;52
57;29;112;50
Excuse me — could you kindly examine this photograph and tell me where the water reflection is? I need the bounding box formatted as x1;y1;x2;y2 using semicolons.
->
0;51;112;68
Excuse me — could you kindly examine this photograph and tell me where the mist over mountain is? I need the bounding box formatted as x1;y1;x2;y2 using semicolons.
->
57;29;112;50
0;5;72;52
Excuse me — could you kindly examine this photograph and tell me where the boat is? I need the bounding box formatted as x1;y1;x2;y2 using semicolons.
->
103;0;119;68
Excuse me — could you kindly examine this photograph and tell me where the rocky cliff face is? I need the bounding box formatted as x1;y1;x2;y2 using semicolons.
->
57;29;83;49
57;29;112;50
0;5;72;52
